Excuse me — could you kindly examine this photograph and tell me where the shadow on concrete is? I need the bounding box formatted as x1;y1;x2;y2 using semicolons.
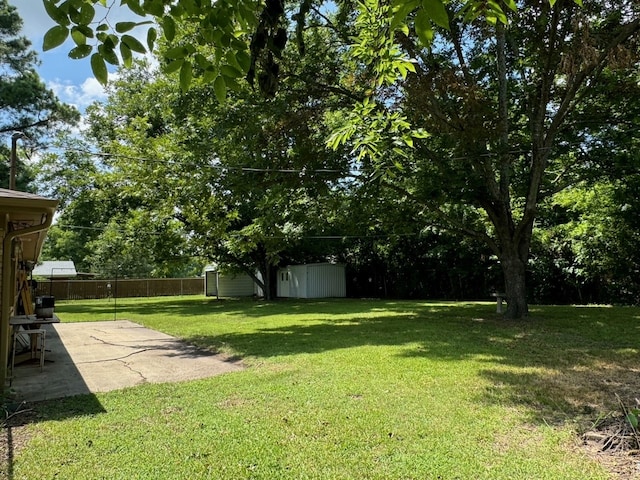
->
2;323;106;480
8;324;98;402
2;320;243;479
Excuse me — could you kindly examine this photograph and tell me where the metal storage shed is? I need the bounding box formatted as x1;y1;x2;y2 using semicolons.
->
277;263;346;299
32;260;77;279
204;268;255;297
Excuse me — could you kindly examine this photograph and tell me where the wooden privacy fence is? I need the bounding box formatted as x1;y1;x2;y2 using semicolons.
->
34;278;204;300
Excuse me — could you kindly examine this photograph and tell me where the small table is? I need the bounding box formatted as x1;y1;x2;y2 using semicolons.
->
9;314;60;373
10;314;60;329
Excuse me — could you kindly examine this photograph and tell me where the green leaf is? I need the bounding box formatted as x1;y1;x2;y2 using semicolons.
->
165;46;188;59
120;42;133;68
182;0;201;15
115;22;137;33
421;0;449;30
67;5;82;25
213;75;226;103
626;412;638;429
194;53;208;69
549;0;557;6
90;53;108;85
225;50;243;72
68;44;93;59
203;67;217;83
70;27;86;46
78;2;96;24
43;0;69;26
390;0;419;31
235;50;251;73
224;76;242;92
122;35;147;54
98;44;119;65
488;0;508;23
102;34;119;49
573;0;583;5
96;23;109;32
74;24;94;39
147;27;158;51
415;10;434;46
180;61;193;92
220;64;242;78
163;58;184;74
144;0;165;17
43;25;69;51
163;16;176;42
125;0;147;17
502;0;517;12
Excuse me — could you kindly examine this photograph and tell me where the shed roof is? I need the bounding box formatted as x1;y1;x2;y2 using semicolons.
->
32;260;77;278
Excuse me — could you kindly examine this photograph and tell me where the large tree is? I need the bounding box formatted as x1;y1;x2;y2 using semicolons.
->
0;0;78;189
44;0;638;318
381;1;640;317
76;23;350;296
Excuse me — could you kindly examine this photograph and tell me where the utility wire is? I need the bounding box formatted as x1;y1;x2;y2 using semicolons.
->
53;147;349;174
54;223;422;240
47;130;639;175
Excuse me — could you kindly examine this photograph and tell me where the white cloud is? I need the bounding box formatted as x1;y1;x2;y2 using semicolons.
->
48;76;113;110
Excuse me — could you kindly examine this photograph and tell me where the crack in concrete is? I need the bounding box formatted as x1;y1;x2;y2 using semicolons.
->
89;335;167;348
75;347;155;365
115;358;147;383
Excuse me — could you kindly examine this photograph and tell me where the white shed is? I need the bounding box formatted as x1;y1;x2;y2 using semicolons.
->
277;263;346;299
204;268;256;297
32;260;77;279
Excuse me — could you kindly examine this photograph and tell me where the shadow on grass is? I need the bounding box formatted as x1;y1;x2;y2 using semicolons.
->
1;393;106;480
54;297;640;428
1;322;107;479
180;301;640;426
56;297;484;320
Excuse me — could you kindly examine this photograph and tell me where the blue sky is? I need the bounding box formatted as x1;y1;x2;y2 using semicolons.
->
14;1;141;111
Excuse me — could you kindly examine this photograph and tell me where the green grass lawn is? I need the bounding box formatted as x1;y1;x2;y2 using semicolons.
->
6;296;640;479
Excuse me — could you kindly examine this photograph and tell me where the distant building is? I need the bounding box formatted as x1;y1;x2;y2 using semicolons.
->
32;260;77;279
277;263;346;299
203;266;257;297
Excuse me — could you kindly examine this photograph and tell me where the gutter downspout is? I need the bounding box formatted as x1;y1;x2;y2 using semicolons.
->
1;213;54;387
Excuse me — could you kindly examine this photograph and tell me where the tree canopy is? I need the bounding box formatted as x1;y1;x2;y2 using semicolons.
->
41;0;640;318
0;0;78;190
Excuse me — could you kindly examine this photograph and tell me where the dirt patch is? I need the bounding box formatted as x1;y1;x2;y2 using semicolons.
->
0;404;39;478
582;413;640;479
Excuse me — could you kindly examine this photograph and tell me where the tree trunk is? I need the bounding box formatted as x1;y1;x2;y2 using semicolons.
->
262;264;272;300
500;251;529;320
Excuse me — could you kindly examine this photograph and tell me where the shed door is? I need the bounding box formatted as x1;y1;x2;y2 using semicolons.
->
278;270;290;297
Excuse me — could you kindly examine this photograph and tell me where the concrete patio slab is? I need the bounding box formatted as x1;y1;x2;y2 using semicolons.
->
7;320;243;403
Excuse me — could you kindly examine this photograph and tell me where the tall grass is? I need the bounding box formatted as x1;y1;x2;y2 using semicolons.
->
9;296;639;479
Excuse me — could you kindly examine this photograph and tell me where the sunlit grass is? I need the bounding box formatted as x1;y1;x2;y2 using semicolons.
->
8;296;639;479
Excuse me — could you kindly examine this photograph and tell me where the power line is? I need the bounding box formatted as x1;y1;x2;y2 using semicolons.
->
48;128;639;175
53;223;422;240
54;147;349;175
